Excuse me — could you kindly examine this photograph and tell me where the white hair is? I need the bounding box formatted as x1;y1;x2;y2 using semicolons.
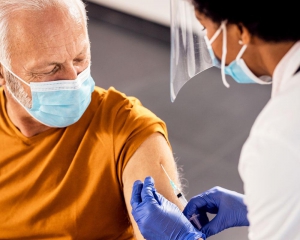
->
0;0;87;68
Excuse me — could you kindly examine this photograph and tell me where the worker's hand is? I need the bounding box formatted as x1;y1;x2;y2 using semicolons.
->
131;176;206;240
183;187;249;238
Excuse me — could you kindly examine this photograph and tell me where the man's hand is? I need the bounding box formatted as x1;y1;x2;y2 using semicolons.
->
183;187;249;238
131;176;206;240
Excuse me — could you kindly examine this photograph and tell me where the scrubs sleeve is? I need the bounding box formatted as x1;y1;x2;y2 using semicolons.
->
239;133;300;240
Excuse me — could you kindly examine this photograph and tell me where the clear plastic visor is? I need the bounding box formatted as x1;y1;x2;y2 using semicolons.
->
170;0;213;102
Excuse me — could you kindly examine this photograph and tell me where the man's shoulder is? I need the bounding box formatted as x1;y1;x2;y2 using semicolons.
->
88;86;162;129
91;86;142;108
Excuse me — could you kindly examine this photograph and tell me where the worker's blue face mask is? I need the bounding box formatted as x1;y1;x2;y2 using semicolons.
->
204;21;272;87
3;65;95;128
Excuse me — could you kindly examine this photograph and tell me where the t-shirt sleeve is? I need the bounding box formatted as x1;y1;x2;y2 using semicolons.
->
238;133;300;240
109;91;170;187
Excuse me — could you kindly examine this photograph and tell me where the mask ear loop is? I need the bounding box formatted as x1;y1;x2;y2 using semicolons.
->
220;21;230;88
1;63;30;87
209;25;223;44
235;44;248;61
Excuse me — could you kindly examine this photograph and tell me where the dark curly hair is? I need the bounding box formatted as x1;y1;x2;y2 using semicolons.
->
192;0;300;42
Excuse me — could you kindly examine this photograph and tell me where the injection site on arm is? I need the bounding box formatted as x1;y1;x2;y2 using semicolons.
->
122;133;185;239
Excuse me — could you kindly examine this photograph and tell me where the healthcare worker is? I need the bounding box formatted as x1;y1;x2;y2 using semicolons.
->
130;0;300;239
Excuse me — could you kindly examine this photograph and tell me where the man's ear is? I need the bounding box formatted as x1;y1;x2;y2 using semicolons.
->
0;64;6;85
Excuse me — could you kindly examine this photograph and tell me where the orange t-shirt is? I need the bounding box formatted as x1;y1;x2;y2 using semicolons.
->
0;86;168;239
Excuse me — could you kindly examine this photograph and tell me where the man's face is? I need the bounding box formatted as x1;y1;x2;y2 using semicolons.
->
4;3;91;101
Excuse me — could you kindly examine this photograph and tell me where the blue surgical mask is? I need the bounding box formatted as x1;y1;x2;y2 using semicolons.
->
204;21;272;87
3;65;95;128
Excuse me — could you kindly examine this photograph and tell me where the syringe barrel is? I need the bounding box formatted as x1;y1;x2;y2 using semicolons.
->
175;190;202;230
173;189;188;207
178;193;188;208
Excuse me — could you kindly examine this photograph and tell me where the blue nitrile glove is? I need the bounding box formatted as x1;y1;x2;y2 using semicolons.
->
183;187;249;238
131;176;206;240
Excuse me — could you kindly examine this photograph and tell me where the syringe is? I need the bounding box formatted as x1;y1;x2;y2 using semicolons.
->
160;164;202;230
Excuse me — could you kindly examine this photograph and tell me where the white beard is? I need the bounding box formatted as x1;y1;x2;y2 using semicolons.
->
5;71;32;109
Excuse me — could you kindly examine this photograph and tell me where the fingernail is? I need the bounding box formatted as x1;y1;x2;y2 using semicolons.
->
133;180;142;186
145;176;154;183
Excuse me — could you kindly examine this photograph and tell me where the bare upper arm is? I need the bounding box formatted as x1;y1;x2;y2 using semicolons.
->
122;133;183;240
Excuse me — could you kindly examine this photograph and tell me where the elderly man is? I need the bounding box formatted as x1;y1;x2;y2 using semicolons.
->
0;0;182;239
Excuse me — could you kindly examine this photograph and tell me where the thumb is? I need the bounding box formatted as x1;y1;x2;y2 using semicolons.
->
200;213;227;238
183;196;207;219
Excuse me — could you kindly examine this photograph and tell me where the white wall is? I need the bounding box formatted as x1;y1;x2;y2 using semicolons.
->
88;0;170;26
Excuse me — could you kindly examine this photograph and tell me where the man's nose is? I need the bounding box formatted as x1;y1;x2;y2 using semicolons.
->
59;65;81;80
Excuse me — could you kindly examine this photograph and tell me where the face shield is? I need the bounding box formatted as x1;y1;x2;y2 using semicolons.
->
170;0;213;102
